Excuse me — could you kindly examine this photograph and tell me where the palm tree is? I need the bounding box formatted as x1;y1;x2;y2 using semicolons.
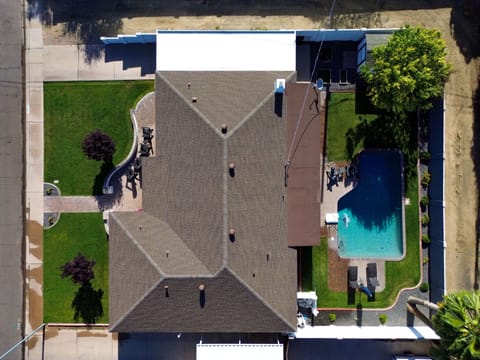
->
407;291;480;359
432;291;480;360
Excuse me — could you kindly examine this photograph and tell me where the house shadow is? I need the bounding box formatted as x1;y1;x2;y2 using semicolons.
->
104;43;156;76
72;281;104;324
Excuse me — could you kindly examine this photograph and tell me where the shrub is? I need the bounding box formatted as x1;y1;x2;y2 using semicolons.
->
328;313;336;323
420;195;429;208
46;187;53;195
422;234;430;244
421;171;431;187
379;314;387;325
419;150;431;162
422;214;430;226
419;282;429;292
423;256;430;265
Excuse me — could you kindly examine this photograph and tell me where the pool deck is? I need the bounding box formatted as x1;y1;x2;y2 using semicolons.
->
320;161;385;293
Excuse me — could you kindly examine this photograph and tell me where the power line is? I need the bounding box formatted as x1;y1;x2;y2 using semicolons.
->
286;0;337;170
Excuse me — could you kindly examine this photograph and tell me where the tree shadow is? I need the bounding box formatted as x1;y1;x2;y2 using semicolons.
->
450;1;480;64
26;0;122;63
93;170;124;211
345;111;418;187
92;162;115;196
62;19;123;63
72;281;104;324
471;76;480;289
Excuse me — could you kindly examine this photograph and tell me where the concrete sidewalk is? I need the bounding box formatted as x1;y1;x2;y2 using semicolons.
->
26;326;117;360
43;45;155;81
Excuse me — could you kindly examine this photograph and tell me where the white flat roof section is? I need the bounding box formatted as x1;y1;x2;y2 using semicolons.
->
196;343;283;360
156;31;296;71
294;326;440;340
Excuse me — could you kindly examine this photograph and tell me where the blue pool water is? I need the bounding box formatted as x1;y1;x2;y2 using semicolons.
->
337;150;404;259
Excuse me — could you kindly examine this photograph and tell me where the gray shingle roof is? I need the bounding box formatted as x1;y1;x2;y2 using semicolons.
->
110;70;298;333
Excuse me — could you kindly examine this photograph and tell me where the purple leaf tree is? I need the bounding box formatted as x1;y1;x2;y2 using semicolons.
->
61;253;95;284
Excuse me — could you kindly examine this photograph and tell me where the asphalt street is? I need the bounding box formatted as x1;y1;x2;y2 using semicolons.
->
0;0;25;358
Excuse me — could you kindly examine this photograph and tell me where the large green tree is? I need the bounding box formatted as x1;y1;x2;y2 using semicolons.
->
432;291;480;359
360;25;452;117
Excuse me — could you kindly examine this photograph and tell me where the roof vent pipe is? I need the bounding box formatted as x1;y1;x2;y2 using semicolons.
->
199;284;206;308
229;228;236;242
221;124;228;134
229;162;235;177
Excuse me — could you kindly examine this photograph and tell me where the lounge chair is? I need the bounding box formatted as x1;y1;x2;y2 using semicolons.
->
347;266;358;305
366;263;379;287
348;266;358;289
366;263;379;302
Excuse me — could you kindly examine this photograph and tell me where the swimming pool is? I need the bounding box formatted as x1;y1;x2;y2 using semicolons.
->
337;150;405;260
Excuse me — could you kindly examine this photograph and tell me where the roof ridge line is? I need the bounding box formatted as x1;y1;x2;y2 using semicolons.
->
156;72;225;139
228;71;296;137
224;266;296;331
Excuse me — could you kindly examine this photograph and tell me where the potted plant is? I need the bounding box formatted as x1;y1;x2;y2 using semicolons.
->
328;313;336;324
422;234;430;245
421;171;431;188
420;282;429;293
422;214;430;226
420;195;429;211
419;150;431;163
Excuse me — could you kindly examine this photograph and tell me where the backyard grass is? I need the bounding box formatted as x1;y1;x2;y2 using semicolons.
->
43;213;108;323
326;92;376;161
44;80;154;195
302;90;421;308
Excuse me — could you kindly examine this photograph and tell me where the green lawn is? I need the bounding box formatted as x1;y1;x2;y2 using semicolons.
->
44;81;154;195
303;90;421;308
43;213;108;323
326;92;377;161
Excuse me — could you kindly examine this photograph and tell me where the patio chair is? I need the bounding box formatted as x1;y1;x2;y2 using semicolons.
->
142;127;153;136
140;142;151;157
133;158;142;173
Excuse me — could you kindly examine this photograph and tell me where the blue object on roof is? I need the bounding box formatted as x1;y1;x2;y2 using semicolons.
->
317;78;324;90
